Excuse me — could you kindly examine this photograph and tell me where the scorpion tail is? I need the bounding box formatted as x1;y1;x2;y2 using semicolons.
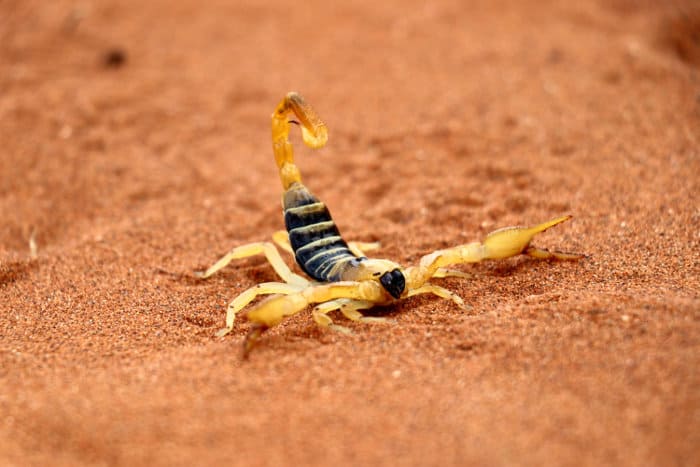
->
271;92;328;189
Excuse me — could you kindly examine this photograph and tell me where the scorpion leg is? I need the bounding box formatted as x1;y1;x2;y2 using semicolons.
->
196;242;308;287
522;245;583;260
313;299;388;328
432;268;473;280
272;230;294;254
407;284;467;309
406;215;583;289
347;240;381;257
247;281;383;328
312;300;353;334
242;281;385;354
339;300;389;324
217;282;306;337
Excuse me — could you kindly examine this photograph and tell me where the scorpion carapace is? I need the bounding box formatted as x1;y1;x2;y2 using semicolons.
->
198;91;584;356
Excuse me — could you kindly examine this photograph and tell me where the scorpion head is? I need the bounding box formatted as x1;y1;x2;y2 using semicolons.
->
379;268;406;299
347;258;407;299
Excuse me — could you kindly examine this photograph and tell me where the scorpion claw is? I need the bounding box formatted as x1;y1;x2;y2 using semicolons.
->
242;324;268;359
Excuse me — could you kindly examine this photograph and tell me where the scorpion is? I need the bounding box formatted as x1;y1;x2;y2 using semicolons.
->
198;92;583;356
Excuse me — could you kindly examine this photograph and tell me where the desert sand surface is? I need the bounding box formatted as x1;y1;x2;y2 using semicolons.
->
1;1;699;465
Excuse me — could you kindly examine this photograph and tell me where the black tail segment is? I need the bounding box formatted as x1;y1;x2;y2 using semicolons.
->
283;182;359;281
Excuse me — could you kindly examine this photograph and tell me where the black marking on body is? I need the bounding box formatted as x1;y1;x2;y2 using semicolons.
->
283;182;360;281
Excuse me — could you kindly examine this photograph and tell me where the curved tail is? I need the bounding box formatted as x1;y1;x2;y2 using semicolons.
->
272;92;328;189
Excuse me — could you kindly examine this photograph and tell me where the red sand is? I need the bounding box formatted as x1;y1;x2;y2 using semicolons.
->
1;1;699;465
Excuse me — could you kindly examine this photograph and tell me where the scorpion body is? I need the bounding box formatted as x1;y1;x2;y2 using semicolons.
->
198;92;583;356
283;180;357;283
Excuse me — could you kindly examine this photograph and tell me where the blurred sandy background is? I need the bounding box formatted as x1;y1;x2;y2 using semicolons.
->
1;1;699;465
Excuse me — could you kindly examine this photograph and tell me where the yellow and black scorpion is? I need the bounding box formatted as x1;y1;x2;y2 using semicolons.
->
198;92;583;355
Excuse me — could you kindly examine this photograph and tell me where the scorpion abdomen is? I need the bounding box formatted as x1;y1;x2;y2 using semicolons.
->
283;182;360;281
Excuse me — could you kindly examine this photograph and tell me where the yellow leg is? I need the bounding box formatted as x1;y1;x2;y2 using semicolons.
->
347;240;381;257
408;283;466;309
339;300;388;324
313;298;387;326
312;300;353;334
240;281;386;354
246;280;384;328
196;242;308;287
217;282;305;337
406;215;583;289
432;268;473;279
523;245;583;260
272;230;294;254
